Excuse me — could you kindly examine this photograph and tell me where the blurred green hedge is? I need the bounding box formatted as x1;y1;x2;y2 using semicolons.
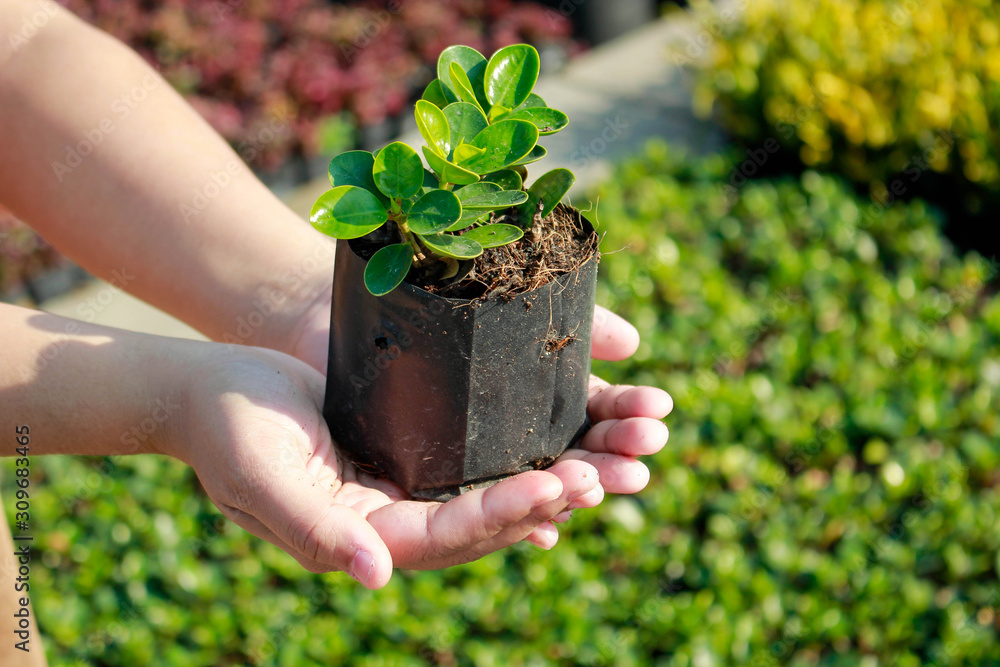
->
5;142;999;665
689;0;1000;213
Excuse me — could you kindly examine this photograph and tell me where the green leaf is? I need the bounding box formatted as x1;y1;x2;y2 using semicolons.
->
445;209;489;232
310;185;387;239
462;224;524;248
484;44;540;110
421;146;481;186
455;181;500;201
419;233;484;259
461;120;539;174
519;168;575;221
453;143;486;164
511;145;547;166
421;79;450;108
504;107;569;135
364;243;413;296
446;191;494;230
449;62;485;114
457;186;529;210
328;150;379;192
488;104;510;122
415;100;451;157
443;103;489;156
484;169;523;190
373;142;424;199
493;93;548;122
437;45;488;108
517;93;547;110
407;190;462;235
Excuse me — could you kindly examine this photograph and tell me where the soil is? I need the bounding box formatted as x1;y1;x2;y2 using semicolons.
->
352;203;600;302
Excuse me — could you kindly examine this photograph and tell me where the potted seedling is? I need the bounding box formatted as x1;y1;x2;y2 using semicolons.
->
310;44;599;501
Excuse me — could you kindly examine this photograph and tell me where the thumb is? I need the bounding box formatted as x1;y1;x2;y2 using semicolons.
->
245;474;394;588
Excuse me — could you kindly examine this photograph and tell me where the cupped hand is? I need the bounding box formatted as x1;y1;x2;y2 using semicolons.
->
174;346;603;588
287;290;672;544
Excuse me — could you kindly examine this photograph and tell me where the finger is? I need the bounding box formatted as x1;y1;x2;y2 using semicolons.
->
580;417;669;456
523;522;559;549
588;384;673;422
366;469;565;567
422;459;598;567
244;448;394;588
370;460;599;570
551;510;572;523
592;306;640;361
557;449;651;495
568;482;605;509
213;501;341;575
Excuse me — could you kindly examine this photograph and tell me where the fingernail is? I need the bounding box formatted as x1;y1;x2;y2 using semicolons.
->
350;549;374;586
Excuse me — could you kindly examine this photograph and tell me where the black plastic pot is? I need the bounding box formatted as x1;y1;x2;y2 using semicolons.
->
323;220;599;501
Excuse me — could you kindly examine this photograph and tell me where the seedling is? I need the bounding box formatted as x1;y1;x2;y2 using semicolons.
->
310;44;575;295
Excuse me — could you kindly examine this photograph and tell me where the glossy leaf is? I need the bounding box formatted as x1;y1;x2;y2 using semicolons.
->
484;44;540;110
461;120;539;174
453;143;486;164
443;103;489;155
457;188;528;210
310;185;387;239
462;223;524;248
495;93;549;120
445;207;490;232
519;168;575;221
505;107;569;135
373;142;424;199
421;146;481;186
484;169;523;191
418;233;484;259
327;151;382;198
437;45;488;107
415;100;451;157
517;93;547;110
487;104;510;122
363;243;413;296
455;181;500;201
407;190;462;235
511;145;547;166
421;79;450;108
449;62;484;113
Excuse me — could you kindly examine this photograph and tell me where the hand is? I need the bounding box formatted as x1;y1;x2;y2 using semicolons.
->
285;286;672;545
173;346;603;589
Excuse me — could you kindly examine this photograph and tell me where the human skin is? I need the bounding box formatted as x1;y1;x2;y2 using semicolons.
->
0;1;673;663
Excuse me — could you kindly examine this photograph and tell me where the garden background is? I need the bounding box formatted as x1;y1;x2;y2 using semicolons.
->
2;0;999;665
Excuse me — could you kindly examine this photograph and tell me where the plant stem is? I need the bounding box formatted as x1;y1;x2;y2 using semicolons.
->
397;219;428;266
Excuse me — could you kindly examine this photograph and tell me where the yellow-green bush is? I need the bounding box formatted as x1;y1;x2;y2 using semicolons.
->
690;0;1000;206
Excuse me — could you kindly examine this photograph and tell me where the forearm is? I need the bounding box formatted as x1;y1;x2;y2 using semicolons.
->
0;2;334;351
0;303;189;458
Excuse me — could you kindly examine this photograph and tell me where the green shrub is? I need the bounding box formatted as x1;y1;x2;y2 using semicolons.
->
5;142;998;665
689;0;1000;211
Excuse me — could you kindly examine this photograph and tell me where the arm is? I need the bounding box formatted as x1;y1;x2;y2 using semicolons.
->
0;1;672;544
0;302;601;587
0;2;330;355
0;303;186;457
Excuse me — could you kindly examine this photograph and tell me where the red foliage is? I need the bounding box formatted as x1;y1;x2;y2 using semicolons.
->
56;0;578;170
